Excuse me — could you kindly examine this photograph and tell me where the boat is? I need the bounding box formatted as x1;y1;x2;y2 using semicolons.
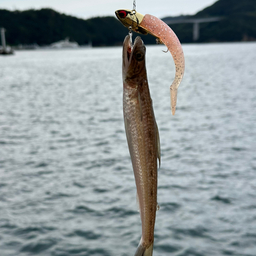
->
50;38;79;49
0;28;14;55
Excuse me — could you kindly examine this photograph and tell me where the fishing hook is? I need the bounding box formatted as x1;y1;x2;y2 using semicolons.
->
156;38;169;53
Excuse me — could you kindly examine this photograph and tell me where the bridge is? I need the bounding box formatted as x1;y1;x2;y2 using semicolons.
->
162;17;222;41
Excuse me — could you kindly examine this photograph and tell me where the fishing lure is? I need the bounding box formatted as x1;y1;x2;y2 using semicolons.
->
115;9;185;115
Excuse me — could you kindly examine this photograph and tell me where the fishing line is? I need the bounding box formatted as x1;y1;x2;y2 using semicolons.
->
133;0;136;11
130;0;168;52
128;0;137;45
129;28;133;46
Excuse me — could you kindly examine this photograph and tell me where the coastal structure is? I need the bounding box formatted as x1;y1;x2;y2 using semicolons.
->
0;27;14;55
162;17;222;41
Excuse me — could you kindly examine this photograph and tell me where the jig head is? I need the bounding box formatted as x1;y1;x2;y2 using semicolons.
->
115;9;148;35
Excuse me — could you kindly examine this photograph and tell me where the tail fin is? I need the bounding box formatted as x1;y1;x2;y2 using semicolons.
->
134;243;154;256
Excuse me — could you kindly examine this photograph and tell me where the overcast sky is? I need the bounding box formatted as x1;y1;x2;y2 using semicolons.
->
0;0;217;19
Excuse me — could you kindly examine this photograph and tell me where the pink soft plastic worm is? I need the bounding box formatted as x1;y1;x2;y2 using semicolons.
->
140;14;185;115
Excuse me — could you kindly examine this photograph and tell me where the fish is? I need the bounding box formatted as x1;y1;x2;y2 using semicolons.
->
116;9;185;115
122;34;160;256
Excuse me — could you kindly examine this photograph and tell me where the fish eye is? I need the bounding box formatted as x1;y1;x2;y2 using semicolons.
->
118;10;127;19
135;51;144;61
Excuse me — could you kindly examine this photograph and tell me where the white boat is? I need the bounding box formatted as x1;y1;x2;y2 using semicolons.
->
50;38;79;49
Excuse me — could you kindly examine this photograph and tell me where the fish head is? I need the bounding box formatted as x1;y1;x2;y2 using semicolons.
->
115;9;148;34
122;35;146;81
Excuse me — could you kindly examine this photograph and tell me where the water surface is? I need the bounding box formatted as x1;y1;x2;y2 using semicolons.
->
0;42;256;256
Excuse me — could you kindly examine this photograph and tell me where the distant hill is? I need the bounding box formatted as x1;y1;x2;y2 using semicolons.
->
0;0;256;46
0;8;129;46
166;0;256;42
195;0;256;17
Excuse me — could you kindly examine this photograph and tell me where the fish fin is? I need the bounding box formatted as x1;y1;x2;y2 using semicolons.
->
155;122;161;167
138;91;143;121
135;242;153;256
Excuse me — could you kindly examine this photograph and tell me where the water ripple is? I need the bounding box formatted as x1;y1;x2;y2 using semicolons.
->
0;43;256;256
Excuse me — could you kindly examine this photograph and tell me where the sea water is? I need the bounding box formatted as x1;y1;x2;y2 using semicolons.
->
0;42;256;256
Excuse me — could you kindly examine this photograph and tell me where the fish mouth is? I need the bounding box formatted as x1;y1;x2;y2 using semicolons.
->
123;35;132;65
123;35;144;69
123;34;132;69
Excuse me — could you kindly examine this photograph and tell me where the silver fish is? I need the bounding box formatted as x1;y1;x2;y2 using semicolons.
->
122;35;160;256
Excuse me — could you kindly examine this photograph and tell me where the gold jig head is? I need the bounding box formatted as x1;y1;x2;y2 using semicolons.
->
115;9;148;35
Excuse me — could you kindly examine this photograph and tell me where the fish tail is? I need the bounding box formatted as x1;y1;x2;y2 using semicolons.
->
134;242;154;256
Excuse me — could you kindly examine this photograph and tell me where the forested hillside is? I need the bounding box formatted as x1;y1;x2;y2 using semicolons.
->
0;0;256;46
168;0;256;42
0;8;128;46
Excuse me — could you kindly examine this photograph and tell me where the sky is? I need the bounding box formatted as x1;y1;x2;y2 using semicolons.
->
0;0;217;19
